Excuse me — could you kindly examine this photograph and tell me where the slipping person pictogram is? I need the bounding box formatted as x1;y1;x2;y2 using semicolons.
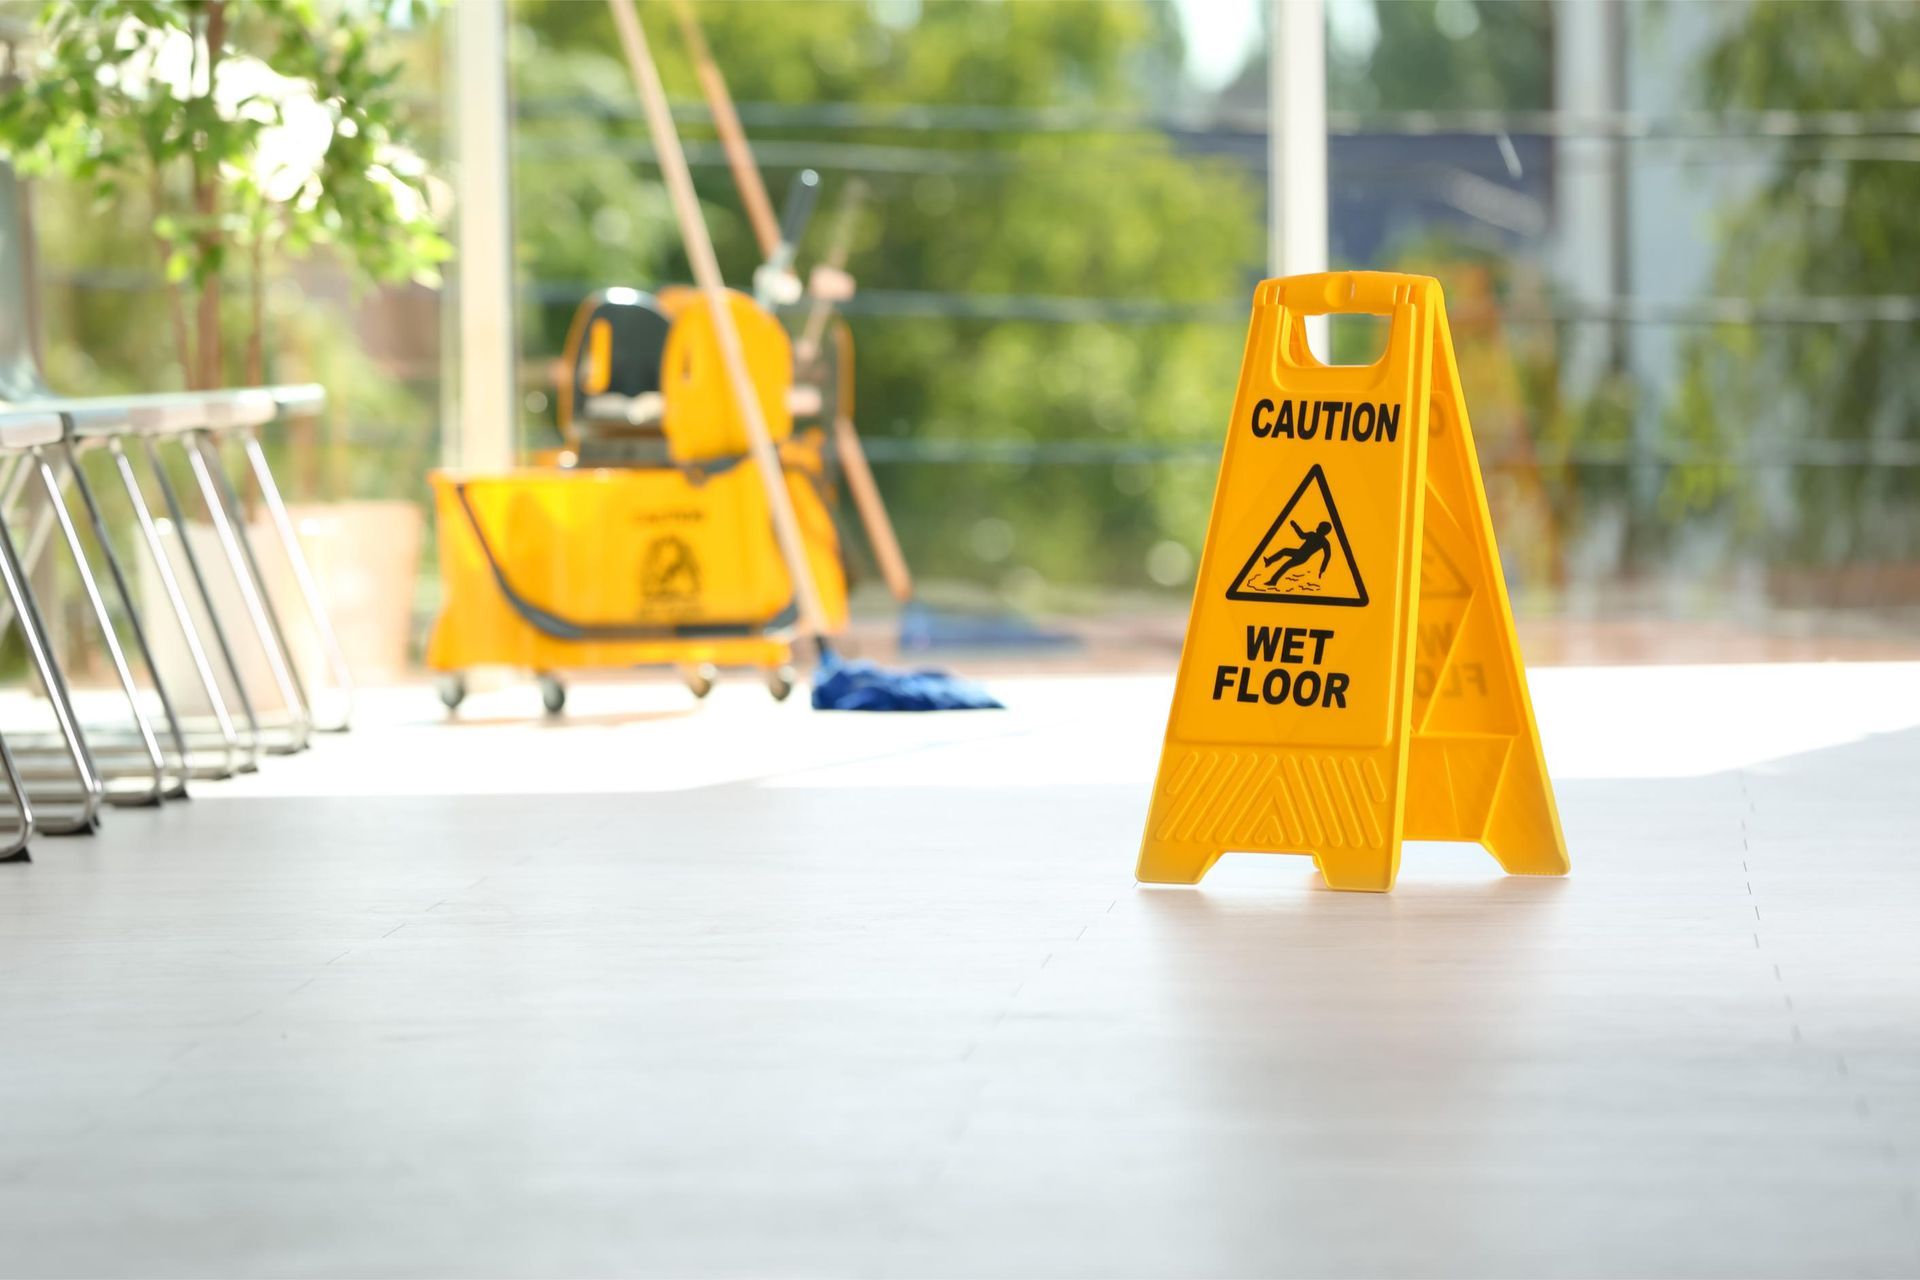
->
1226;464;1368;607
1261;520;1333;586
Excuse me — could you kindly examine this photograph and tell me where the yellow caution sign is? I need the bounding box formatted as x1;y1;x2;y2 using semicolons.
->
1139;271;1568;892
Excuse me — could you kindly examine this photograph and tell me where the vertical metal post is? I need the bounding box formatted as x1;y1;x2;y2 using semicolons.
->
1554;1;1646;515
1555;0;1623;382
1269;0;1328;351
448;0;518;472
1551;2;1628;376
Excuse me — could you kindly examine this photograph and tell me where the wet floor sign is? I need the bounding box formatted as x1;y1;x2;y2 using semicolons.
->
1139;271;1568;892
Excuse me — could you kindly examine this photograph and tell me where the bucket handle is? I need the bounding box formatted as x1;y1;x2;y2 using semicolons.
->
1256;270;1439;392
450;481;786;643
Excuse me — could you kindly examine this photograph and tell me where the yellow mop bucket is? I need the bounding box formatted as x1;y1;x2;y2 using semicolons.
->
427;285;848;711
426;444;847;707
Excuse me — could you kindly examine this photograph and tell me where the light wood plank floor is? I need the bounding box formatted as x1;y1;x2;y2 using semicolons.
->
0;667;1915;1277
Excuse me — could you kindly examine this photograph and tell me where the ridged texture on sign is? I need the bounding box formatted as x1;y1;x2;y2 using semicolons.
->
1151;746;1390;852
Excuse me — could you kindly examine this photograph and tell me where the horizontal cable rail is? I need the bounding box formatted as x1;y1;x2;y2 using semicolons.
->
519;97;1920;142
320;429;1920;471
39;268;1920;327
505;132;1920;175
850;438;1920;468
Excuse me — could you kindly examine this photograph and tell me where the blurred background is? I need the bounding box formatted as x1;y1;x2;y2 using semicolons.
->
11;0;1918;673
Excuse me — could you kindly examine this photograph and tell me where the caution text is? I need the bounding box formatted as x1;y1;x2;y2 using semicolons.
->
1250;398;1400;444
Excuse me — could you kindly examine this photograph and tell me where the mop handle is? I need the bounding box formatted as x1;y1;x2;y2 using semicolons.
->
776;169;821;262
655;2;905;607
829;317;913;603
668;0;850;358
608;0;833;642
789;183;913;600
670;0;780;260
796;180;866;367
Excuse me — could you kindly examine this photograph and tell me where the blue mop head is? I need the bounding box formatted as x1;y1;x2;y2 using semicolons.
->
810;654;1003;711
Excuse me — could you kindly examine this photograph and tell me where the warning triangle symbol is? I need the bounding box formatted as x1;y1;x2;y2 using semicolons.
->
1225;464;1368;608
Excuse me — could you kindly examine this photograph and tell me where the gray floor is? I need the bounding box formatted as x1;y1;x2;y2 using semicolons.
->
1;668;1916;1278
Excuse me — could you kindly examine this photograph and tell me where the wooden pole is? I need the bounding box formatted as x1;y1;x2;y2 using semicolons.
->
651;18;911;607
660;0;911;606
669;0;781;261
828;317;912;603
606;0;832;643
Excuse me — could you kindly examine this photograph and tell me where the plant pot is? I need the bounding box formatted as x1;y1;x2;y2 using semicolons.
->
139;499;423;702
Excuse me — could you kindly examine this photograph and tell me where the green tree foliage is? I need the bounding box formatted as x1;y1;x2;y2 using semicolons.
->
1329;0;1550;112
0;0;447;388
510;0;1262;599
1673;0;1920;570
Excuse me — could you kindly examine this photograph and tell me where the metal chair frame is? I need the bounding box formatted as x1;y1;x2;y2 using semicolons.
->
22;390;328;759
220;384;353;733
0;410;104;834
62;401;246;780
0;431;178;805
0;160;347;845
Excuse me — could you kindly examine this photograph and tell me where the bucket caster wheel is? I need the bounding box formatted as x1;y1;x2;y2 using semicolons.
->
437;673;466;711
682;663;717;700
537;674;567;715
766;664;797;702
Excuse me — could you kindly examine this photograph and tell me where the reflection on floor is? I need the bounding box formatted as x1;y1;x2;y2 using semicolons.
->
1;667;1915;1277
853;604;1920;672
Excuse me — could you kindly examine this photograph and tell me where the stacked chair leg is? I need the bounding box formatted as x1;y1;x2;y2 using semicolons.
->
6;434;180;804
0;411;108;833
94;424;251;779
231;385;354;734
0;390;350;862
